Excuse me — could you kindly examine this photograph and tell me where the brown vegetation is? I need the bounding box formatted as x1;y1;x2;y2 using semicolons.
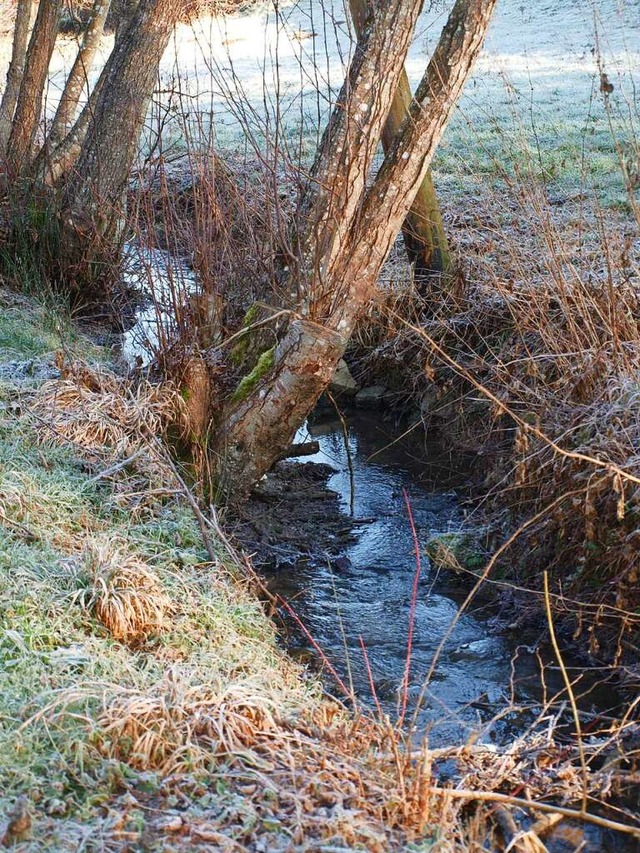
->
78;543;171;643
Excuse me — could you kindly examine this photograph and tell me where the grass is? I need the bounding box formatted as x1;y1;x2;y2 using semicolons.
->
0;286;443;850
0;294;64;361
0;289;320;846
0;279;637;850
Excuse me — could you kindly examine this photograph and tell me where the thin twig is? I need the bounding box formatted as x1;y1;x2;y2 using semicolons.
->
88;449;145;483
544;570;589;814
398;488;421;726
431;788;640;839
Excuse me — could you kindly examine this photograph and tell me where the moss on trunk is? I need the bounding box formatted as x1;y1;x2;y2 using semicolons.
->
230;346;275;404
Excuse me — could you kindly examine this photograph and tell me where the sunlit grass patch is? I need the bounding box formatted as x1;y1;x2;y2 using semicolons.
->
0;294;335;845
433;73;635;210
74;543;172;645
32;363;183;459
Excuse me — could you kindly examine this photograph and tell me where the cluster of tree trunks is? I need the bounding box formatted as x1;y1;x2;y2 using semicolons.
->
0;0;181;294
0;0;496;500
213;0;497;498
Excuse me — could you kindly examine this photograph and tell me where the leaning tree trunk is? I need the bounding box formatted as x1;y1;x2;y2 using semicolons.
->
0;0;32;156
47;0;112;147
380;68;452;282
6;0;63;175
58;0;180;294
35;72;106;185
349;0;451;282
214;0;497;499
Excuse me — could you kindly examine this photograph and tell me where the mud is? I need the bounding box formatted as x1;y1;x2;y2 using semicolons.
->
230;460;358;572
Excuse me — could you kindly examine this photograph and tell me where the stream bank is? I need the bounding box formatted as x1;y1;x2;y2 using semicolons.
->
232;407;625;752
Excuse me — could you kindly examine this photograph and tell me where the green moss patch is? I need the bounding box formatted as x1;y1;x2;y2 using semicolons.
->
425;531;488;573
230;345;275;404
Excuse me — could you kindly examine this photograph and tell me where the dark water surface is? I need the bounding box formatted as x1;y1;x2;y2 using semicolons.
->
268;411;620;749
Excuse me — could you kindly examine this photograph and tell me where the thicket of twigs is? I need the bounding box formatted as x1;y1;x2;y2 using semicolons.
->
348;174;640;675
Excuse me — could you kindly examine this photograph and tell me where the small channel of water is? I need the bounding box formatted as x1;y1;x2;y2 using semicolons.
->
119;242;620;749
121;243;633;848
268;410;619;749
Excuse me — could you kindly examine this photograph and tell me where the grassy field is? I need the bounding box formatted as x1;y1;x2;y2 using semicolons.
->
0;289;335;849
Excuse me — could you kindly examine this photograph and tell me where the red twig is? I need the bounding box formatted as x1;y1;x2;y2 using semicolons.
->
398;488;421;725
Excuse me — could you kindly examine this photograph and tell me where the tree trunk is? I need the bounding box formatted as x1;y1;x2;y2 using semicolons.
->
58;0;179;292
47;0;112;147
348;0;451;281
0;0;32;156
293;0;426;319
215;0;496;499
35;73;105;185
381;70;451;282
6;0;63;175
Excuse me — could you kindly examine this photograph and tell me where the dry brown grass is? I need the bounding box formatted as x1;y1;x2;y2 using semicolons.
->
97;670;280;772
29;358;191;513
82;676;639;849
33;357;183;458
76;543;172;644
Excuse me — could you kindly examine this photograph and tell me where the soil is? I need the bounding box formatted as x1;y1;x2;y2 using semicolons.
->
230;459;359;572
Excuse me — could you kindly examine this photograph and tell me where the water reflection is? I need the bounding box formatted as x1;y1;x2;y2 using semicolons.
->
269;411;617;746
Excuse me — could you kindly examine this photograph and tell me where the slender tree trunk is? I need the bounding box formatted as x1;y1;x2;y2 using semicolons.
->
0;0;32;156
215;0;496;499
58;0;180;291
380;69;451;281
47;0;112;147
293;0;427;318
6;0;63;174
35;72;105;185
349;0;451;280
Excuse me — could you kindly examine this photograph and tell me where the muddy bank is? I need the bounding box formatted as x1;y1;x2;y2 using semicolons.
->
230;459;358;572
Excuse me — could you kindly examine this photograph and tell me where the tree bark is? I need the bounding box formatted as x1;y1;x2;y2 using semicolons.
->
348;0;451;280
0;0;32;156
35;73;105;185
215;0;496;499
293;0;426;319
47;0;112;147
58;0;180;291
6;0;63;175
62;0;178;217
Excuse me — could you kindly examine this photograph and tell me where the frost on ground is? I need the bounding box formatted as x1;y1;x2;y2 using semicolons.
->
0;1;634;204
151;0;639;204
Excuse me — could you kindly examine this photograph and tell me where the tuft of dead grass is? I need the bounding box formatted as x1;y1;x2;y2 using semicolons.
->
32;357;183;459
96;669;280;772
75;543;172;644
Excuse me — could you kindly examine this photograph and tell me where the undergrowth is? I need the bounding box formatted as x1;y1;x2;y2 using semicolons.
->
352;174;640;678
2;283;637;849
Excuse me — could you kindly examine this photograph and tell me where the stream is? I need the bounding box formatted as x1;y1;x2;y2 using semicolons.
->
120;242;620;749
119;243;634;849
264;410;620;749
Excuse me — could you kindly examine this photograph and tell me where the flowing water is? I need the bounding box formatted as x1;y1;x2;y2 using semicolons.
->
268;410;620;749
120;242;621;750
121;249;634;848
120;253;620;748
